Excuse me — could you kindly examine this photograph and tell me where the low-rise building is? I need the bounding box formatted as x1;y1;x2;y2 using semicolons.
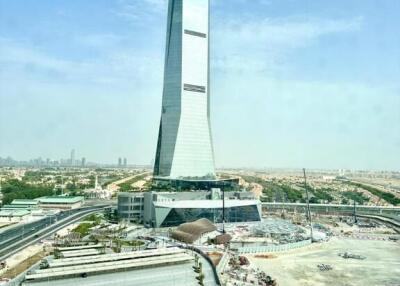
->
9;199;39;208
0;209;30;222
118;190;261;227
35;196;84;210
118;192;145;223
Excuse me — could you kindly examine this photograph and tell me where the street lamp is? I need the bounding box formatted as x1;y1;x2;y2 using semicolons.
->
222;182;225;234
303;168;313;242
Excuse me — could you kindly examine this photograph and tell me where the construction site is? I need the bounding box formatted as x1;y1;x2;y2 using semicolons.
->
211;204;399;286
246;223;400;286
1;170;399;286
1;206;399;286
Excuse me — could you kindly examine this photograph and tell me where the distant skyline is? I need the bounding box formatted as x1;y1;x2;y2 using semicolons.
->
0;0;399;171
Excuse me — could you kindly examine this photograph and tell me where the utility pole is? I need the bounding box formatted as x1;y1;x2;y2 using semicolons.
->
303;168;313;242
353;200;357;224
222;182;225;234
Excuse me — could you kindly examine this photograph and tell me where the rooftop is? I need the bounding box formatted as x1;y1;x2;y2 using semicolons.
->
1;204;38;209
11;199;39;205
0;209;30;217
171;218;217;243
154;199;260;209
24;247;208;285
35;196;84;204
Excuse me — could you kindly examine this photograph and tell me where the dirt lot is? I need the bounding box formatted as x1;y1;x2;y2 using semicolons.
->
247;237;400;286
2;248;47;279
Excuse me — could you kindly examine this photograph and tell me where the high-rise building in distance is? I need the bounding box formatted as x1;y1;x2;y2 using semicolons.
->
70;149;75;166
118;157;122;167
153;0;215;180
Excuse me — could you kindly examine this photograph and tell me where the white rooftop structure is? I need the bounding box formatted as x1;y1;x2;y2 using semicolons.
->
154;199;259;209
24;248;196;284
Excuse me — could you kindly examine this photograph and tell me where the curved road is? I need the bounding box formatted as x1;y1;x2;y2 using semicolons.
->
0;206;106;261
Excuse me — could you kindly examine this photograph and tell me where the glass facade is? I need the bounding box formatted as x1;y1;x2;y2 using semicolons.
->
117;193;144;221
154;0;215;179
159;205;261;227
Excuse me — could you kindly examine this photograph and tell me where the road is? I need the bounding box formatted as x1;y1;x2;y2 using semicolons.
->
0;207;106;249
0;206;106;261
106;172;150;192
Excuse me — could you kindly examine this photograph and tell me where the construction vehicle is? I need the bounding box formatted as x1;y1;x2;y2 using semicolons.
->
338;252;366;260
317;264;333;271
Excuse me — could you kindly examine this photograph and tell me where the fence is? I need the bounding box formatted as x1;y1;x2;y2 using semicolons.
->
235;239;311;254
216;251;230;274
180;245;221;286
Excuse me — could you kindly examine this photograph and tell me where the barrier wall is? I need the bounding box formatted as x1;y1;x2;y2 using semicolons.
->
216;251;230;274
235;239;311;254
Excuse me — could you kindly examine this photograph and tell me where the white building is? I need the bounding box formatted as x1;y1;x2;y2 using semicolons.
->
84;176;112;200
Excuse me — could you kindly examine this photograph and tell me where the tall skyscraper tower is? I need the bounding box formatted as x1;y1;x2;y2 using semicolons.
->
153;0;215;180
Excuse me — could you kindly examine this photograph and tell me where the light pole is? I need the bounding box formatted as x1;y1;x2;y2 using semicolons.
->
222;183;225;234
303;168;313;242
353;200;357;224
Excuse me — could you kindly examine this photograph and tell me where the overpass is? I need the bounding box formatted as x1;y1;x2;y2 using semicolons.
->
0;205;107;261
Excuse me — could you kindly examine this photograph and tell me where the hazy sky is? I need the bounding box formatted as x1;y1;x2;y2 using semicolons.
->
0;0;399;170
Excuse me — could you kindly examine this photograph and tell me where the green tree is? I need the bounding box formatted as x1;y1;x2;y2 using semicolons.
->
1;179;54;205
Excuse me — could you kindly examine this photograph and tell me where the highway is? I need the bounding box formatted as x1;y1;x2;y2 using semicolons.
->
0;205;107;261
0;207;102;249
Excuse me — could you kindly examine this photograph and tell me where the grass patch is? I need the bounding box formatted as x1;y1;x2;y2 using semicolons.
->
310;188;334;203
72;222;93;237
342;191;369;205
84;213;101;225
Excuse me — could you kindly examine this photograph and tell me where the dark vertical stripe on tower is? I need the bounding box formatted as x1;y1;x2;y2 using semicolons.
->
153;120;162;175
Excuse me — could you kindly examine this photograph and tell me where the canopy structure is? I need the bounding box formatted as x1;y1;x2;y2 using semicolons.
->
170;218;217;243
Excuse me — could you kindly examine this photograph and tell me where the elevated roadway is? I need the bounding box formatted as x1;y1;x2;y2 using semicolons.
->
0;206;106;261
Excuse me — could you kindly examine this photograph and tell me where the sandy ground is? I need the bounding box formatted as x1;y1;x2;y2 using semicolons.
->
132;180;147;189
249;183;263;199
1;250;47;279
0;222;15;229
55;222;79;237
0;244;43;278
247;237;400;286
106;172;150;192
